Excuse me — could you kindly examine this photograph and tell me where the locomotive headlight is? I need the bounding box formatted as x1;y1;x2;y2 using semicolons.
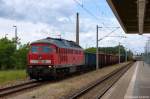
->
48;66;52;68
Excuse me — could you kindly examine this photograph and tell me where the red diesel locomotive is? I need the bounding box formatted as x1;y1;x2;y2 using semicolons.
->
27;37;123;80
27;37;85;79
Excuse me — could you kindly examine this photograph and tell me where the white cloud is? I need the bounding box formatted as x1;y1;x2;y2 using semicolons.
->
0;18;52;42
0;0;75;24
0;0;149;54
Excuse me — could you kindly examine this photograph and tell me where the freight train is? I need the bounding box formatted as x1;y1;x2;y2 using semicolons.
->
27;37;123;80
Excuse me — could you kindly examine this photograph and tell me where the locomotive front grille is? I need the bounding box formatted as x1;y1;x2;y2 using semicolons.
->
27;66;54;78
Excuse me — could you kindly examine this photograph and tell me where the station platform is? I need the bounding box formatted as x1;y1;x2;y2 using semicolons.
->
102;61;150;99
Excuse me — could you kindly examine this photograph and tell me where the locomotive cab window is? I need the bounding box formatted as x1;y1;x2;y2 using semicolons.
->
31;46;52;53
42;46;52;53
31;46;38;53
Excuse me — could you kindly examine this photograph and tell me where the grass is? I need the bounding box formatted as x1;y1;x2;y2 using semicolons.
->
0;70;27;85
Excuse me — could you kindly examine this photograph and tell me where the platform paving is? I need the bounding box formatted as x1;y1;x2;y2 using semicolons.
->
102;61;150;99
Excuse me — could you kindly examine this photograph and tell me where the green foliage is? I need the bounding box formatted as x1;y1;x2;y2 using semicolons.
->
0;37;16;69
13;44;29;69
85;47;96;53
85;45;125;55
0;37;29;70
85;45;133;60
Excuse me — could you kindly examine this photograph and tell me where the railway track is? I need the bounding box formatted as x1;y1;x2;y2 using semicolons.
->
0;80;43;97
0;63;133;98
64;62;134;99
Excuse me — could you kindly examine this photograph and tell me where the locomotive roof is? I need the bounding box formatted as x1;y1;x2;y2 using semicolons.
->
31;37;83;49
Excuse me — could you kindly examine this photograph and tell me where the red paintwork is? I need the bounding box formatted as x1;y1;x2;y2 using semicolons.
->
28;43;84;68
28;43;54;65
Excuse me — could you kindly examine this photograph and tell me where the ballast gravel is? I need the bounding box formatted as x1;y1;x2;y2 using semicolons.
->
10;63;129;99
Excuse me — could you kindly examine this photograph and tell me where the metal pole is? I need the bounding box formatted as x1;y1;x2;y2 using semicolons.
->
13;26;17;49
76;12;79;45
5;34;8;38
125;48;127;62
96;25;99;70
119;42;120;64
15;27;17;43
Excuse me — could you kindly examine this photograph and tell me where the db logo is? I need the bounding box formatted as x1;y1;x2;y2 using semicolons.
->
38;55;42;60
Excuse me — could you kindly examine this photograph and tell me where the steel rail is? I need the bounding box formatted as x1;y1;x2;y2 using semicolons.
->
0;80;41;97
64;62;134;99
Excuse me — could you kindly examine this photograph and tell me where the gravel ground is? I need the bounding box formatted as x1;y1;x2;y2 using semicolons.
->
0;78;29;89
9;63;129;99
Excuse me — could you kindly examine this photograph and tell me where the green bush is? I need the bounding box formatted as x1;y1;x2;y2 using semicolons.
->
0;37;29;70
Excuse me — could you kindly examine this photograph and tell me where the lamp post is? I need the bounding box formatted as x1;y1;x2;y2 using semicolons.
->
5;34;8;38
125;48;128;62
119;42;121;64
13;26;17;49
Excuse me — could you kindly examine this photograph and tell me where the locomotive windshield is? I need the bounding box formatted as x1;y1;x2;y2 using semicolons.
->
31;46;52;53
42;46;51;52
31;46;38;52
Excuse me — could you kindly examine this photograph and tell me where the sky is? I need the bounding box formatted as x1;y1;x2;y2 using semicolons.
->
0;0;150;54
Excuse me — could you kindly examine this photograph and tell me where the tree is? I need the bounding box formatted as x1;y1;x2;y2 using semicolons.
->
13;44;29;69
85;47;96;53
0;37;16;69
0;37;29;70
85;45;133;60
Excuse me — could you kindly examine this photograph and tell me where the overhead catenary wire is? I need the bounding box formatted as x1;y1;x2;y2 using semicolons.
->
74;0;124;49
93;0;107;27
93;0;110;26
73;0;101;21
78;0;109;27
73;0;120;32
98;27;120;41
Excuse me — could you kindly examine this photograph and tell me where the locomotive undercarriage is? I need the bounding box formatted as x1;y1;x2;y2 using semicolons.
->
27;65;91;80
